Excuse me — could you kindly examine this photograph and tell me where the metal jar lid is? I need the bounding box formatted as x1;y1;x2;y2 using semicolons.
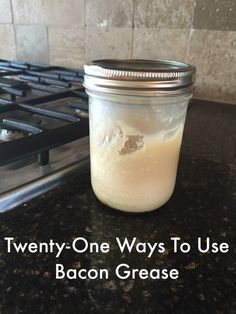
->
83;59;196;96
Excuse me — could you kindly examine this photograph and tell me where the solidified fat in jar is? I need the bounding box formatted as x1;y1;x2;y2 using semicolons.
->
90;120;183;212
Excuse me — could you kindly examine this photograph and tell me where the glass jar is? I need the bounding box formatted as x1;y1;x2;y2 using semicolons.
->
84;60;196;213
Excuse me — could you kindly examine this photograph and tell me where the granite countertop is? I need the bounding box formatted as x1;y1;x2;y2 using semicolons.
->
0;99;235;314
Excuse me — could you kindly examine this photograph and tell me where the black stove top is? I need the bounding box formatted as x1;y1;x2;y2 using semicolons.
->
0;60;90;212
0;59;89;167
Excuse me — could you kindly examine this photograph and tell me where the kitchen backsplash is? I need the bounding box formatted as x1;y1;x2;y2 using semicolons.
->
0;0;235;104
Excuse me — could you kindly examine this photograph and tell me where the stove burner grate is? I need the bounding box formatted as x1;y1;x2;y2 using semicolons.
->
0;59;89;167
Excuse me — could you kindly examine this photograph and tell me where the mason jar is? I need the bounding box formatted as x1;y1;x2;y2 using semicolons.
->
84;59;195;213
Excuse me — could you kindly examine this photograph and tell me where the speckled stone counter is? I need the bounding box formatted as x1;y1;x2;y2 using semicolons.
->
0;100;235;314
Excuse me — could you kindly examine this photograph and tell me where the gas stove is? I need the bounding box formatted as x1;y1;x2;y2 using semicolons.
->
0;60;89;212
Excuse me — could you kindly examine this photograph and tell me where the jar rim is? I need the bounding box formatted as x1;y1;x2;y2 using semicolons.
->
83;59;196;96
